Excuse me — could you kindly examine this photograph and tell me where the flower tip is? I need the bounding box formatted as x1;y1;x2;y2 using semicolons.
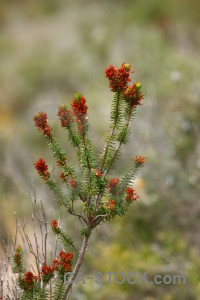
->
135;82;142;90
33;112;40;119
74;92;81;103
132;156;147;164
124;63;130;70
60;104;67;110
50;220;58;228
16;245;22;253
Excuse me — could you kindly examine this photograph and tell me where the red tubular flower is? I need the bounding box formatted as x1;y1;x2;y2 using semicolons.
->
60;171;68;180
40;264;55;283
125;187;139;202
124;82;144;108
59;251;73;272
15;253;20;265
34;158;50;180
33;112;48;129
33;112;52;139
70;176;76;188
107;178;120;195
117;63;132;90
23;271;38;289
106;199;115;210
105;63;132;92
71;93;88;135
50;220;58;228
94;168;103;177
105;65;117;86
57;104;73;127
41;264;55;276
52;259;59;270
71;93;88;116
60;171;65;179
132;156;147;164
53;251;73;272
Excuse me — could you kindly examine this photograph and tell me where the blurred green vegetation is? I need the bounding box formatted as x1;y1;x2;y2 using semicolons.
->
0;0;200;299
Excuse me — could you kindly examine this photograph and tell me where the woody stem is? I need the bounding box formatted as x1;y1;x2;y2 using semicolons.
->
63;231;91;300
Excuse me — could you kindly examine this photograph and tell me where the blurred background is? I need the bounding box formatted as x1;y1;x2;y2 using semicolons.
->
0;0;200;299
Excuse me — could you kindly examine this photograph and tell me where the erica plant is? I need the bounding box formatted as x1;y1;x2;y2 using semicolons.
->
11;63;146;299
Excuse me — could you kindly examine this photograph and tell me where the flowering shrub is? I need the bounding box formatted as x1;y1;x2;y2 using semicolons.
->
9;62;146;299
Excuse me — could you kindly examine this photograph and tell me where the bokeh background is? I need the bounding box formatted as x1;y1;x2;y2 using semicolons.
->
0;0;200;299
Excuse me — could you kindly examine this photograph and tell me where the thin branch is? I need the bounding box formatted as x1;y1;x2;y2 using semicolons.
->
82;133;92;205
41;200;49;264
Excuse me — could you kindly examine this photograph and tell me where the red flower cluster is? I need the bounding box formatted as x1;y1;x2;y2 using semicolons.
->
71;93;88;134
125;187;139;202
41;264;55;278
53;251;73;272
14;252;20;264
33;112;52;140
34;158;50;180
23;271;38;290
71;93;88;116
106;199;115;210
40;264;55;283
50;220;58;228
94;168;103;177
39;251;73;282
18;246;73;289
70;176;76;188
105;63;132;92
14;245;22;266
132;156;147;164
60;171;67;180
124;82;144;108
57;104;73;127
107;178;120;195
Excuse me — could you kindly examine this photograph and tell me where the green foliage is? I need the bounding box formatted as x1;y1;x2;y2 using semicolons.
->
81;228;90;237
46;178;71;209
99;94;138;173
116;125;131;144
52;225;75;249
65;122;80;148
110;92;124;130
17;276;49;300
52;278;66;300
119;161;144;194
99;134;116;171
47;132;75;176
